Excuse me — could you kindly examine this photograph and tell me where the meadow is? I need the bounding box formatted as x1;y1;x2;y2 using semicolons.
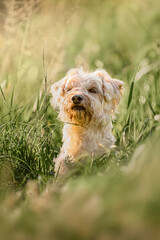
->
0;0;160;239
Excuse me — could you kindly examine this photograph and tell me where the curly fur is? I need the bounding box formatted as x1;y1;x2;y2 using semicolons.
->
50;68;123;176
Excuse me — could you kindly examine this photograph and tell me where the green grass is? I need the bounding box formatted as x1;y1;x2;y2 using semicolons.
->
0;0;160;239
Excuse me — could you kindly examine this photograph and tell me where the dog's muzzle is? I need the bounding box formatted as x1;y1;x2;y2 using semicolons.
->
71;95;85;111
71;95;83;104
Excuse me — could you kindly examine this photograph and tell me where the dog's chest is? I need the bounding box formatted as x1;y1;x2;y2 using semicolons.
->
82;128;114;155
62;124;115;158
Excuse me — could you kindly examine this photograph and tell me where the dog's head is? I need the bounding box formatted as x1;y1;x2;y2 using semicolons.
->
50;68;123;126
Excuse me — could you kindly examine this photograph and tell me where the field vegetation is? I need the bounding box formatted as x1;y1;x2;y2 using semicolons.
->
0;0;160;239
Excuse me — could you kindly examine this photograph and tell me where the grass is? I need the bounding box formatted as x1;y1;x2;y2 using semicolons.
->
0;0;160;239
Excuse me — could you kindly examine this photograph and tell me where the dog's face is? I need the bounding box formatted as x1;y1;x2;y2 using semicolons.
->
50;68;123;126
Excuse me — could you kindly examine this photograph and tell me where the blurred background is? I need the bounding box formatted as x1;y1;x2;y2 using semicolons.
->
0;0;159;101
0;0;160;239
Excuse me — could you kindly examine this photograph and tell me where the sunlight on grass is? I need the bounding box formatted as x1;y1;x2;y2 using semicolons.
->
0;0;160;239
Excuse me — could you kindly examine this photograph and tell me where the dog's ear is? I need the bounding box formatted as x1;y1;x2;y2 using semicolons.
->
50;77;66;109
95;69;124;113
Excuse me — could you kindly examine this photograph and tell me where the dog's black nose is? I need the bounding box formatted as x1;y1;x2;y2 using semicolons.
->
72;95;83;104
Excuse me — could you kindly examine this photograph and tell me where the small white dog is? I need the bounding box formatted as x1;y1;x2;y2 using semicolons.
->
50;68;123;176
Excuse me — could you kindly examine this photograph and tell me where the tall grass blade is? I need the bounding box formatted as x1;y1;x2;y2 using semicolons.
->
147;100;156;116
0;86;7;102
127;81;134;109
127;64;140;109
10;83;16;108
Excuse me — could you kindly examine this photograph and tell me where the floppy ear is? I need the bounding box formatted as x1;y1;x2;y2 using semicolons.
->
95;69;124;113
50;77;66;109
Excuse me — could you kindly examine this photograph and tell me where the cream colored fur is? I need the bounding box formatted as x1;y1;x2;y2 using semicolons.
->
50;68;123;176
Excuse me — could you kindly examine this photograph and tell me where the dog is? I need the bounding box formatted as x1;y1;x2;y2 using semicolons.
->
50;68;123;176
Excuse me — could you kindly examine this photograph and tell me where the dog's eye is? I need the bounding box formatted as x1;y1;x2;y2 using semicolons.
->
88;88;98;93
66;88;72;92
